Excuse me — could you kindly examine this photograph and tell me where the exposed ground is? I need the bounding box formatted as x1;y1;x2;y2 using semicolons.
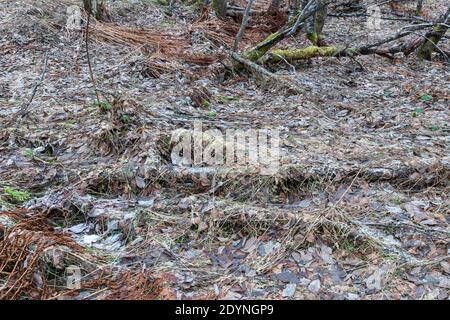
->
0;0;449;299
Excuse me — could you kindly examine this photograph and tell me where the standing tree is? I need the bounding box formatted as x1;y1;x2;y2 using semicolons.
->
212;0;227;18
83;0;109;21
416;0;424;16
301;0;328;46
269;0;282;10
417;6;450;60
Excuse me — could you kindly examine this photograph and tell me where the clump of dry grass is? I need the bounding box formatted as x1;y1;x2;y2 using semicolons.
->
0;209;87;299
90;6;289;76
92;19;223;77
190;6;287;48
0;209;170;300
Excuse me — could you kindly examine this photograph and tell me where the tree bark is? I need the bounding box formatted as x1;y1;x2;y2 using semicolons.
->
270;0;281;9
416;7;450;60
83;0;109;21
416;0;424;16
212;0;227;18
240;0;331;63
302;0;328;45
233;0;255;51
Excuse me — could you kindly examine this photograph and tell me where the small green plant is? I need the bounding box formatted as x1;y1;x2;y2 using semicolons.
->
97;101;113;112
22;148;33;158
201;100;210;108
174;233;188;245
119;114;130;124
207;111;217;118
159;134;172;159
162;135;171;148
63;119;77;128
430;126;440;132
287;133;296;143
419;94;432;103
217;95;239;103
411;108;423;118
383;90;393;98
392;195;403;205
4;187;30;203
340;239;357;253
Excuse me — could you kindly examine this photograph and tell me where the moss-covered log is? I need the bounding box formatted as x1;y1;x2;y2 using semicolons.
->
416;7;450;60
242;31;283;61
265;46;358;64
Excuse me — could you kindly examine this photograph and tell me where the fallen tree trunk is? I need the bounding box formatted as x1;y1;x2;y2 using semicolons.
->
263;23;432;64
416;7;450;60
266;46;354;63
263;44;402;64
236;1;439;66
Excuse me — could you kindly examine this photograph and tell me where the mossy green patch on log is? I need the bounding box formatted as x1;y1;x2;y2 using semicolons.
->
306;32;319;45
417;23;448;60
212;0;227;18
265;46;361;64
242;32;281;61
269;46;337;63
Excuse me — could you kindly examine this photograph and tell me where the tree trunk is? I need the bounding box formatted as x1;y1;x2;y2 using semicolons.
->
240;0;331;63
302;0;328;45
416;0;424;16
83;0;109;21
212;0;227;18
416;7;450;60
270;0;281;9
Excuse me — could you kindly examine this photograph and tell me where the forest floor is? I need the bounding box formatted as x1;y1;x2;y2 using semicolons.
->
0;0;449;299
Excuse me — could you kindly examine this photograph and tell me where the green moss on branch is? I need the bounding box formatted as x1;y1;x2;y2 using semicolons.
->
417;24;448;60
266;46;358;63
242;32;281;61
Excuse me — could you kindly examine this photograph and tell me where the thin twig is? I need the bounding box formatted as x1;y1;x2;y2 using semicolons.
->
85;12;101;105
